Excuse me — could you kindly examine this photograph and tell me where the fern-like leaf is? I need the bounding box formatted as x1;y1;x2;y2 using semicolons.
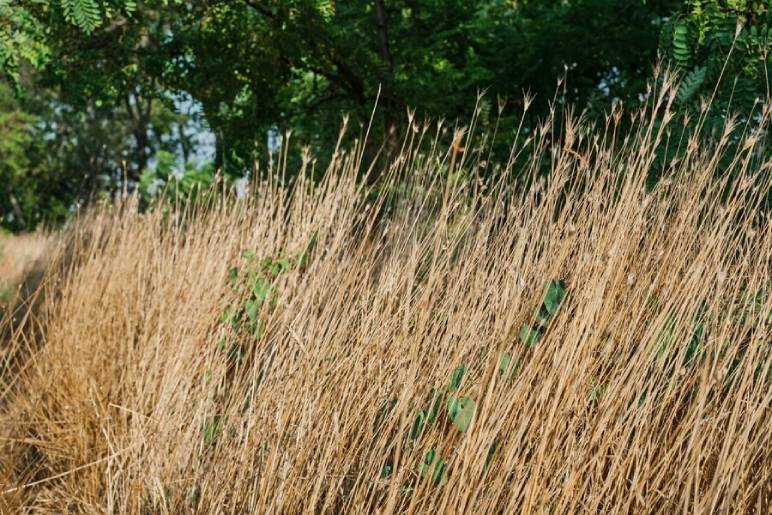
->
61;0;102;33
672;21;692;69
676;66;706;105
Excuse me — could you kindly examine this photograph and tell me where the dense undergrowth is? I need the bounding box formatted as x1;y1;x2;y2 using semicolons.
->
0;78;770;513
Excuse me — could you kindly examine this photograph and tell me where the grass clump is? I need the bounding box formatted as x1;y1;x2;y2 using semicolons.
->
0;78;770;513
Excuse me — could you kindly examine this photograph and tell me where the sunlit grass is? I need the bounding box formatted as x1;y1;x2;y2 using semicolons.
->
1;77;770;513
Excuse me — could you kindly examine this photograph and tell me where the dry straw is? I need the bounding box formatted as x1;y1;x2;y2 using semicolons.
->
1;77;770;513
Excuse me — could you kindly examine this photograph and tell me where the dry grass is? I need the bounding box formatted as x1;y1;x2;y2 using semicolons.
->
0;232;53;306
0;80;770;513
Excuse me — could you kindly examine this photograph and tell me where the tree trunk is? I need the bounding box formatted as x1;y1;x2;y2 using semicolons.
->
125;89;152;180
5;185;26;230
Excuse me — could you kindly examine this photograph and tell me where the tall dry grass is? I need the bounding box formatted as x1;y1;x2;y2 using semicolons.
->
0;78;770;513
0;232;53;305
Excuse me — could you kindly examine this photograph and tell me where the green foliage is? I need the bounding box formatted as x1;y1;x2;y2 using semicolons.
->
419;449;449;486
61;0;103;33
5;0;677;179
448;366;466;392
1;0;767;230
659;1;771;118
0;82;76;230
219;235;317;351
498;352;512;374
639;288;772;409
676;65;707;103
139;150;218;208
519;279;567;348
373;278;571;488
671;20;693;68
203;414;222;445
0;0;49;85
205;236;317;444
0;1;137;83
543;279;567;316
519;325;541;348
447;395;476;432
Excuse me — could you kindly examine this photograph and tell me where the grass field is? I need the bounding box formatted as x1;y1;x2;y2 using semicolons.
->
1;84;770;513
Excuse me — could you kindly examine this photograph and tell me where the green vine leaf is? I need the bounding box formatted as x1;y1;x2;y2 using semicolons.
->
543;279;566;315
420;449;449;486
449;366;465;392
519;324;540;347
447;395;475;432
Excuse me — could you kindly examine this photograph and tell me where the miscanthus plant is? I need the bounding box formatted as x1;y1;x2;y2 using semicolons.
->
0;76;770;513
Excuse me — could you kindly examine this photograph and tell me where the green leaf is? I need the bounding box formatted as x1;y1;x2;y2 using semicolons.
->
380;461;392;479
245;298;260;323
483;440;497;473
315;0;335;22
543;279;566;315
252;277;272;303
219;307;239;329
684;320;703;365
676;66;706;104
228;266;239;286
447;395;475;432
203;414;221;445
498;352;511;374
410;409;427;440
61;0;102;33
519;324;540;347
672;21;691;68
277;257;292;272
500;351;520;379
534;308;551;328
427;391;442;423
449;366;465;392
419;449;448;486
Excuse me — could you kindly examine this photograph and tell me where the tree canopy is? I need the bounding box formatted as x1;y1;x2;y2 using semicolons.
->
0;0;769;231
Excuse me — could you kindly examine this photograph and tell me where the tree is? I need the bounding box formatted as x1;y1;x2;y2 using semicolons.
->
0;81;81;230
659;0;771;122
650;0;771;186
163;0;678;174
6;1;755;231
0;0;205;231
